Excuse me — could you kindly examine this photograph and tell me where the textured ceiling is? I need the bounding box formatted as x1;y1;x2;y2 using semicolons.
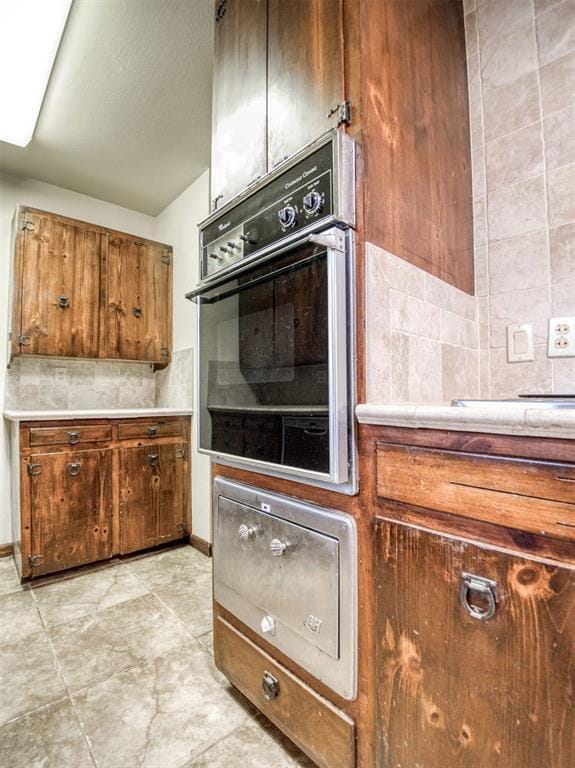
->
0;0;213;215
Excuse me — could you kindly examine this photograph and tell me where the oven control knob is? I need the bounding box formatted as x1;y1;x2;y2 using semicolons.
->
238;523;255;541
261;615;276;635
278;205;297;229
303;191;324;216
270;538;286;557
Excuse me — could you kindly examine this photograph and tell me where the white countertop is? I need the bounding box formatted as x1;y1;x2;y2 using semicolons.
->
3;408;193;422
356;403;575;440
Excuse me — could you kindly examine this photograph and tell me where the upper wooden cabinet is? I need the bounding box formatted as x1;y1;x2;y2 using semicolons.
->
210;0;345;210
13;210;102;359
10;207;173;366
211;0;267;209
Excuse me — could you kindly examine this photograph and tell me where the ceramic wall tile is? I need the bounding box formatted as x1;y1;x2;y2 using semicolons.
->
488;230;549;293
479;20;538;91
543;106;575;170
551;280;575;313
535;0;575;65
489;346;553;396
550;222;575;282
540;51;575;114
487;175;547;241
482;71;541;141
547;162;575;227
489;288;551;348
485;122;544;191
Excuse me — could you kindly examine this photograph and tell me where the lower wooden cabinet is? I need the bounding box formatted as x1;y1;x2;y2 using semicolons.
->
375;519;575;768
13;416;191;580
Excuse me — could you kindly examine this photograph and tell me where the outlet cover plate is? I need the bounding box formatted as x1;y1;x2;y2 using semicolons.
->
507;323;534;362
548;316;575;358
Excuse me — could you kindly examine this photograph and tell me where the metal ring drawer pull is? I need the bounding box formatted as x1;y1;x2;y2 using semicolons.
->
262;671;279;701
67;431;80;444
147;453;159;467
57;295;70;308
147;427;158;438
460;573;497;621
67;463;81;476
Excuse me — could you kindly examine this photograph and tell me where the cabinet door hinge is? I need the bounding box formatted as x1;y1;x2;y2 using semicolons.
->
176;522;185;532
161;251;171;265
21;217;35;231
215;0;227;22
17;335;31;347
27;463;42;476
328;100;352;127
29;554;44;567
160;347;169;358
176;447;186;459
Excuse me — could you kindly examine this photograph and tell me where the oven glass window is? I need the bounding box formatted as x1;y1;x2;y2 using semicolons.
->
198;244;330;473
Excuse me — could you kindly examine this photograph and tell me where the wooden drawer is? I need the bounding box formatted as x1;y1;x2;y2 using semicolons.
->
29;424;112;447
117;421;184;440
376;443;575;542
214;617;355;768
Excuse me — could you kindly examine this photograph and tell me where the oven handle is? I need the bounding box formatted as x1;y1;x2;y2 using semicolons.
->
186;251;326;304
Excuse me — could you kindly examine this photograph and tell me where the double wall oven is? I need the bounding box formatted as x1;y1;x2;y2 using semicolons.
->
189;131;356;492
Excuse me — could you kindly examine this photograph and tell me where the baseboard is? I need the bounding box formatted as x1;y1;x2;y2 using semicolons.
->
0;542;14;558
190;534;212;558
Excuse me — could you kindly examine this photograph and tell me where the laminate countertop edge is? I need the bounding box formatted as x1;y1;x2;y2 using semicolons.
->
355;404;575;440
3;408;193;422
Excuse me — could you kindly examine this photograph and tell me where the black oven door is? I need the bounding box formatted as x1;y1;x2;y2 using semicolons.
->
191;229;351;485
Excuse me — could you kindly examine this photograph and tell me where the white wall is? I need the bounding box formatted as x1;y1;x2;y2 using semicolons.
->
153;171;211;542
0;172;156;545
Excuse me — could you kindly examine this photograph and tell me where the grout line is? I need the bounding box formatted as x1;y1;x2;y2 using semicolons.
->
28;588;100;768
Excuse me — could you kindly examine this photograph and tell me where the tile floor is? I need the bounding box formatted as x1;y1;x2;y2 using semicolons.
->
0;546;314;767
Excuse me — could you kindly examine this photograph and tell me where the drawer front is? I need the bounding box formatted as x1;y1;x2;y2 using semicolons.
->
29;425;112;447
117;421;184;440
214;617;355;768
376;443;575;541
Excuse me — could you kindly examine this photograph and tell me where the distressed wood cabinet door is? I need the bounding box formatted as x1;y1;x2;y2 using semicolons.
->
105;236;172;364
211;0;267;210
119;446;158;554
267;0;344;169
157;443;189;544
26;450;113;577
375;519;575;768
16;211;101;358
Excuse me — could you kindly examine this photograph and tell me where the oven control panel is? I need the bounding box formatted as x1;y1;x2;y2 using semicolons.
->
200;134;352;281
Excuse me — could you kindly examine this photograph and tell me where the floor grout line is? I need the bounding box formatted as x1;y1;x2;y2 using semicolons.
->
28;587;100;768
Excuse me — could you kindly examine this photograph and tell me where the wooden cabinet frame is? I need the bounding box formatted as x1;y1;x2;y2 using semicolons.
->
9;206;173;367
11;416;191;580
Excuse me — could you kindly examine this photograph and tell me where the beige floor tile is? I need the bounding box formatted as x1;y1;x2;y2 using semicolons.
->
187;717;315;767
0;698;93;768
154;571;213;638
33;564;149;627
73;640;252;768
197;630;214;655
0;557;24;597
126;545;211;591
0;590;44;644
0;632;67;726
49;593;191;692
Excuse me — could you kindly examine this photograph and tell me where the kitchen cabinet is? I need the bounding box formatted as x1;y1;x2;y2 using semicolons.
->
104;234;172;364
267;0;344;169
210;0;345;211
13;416;191;580
375;518;575;768
119;443;188;554
9;207;173;366
11;208;102;359
210;0;267;209
26;449;113;577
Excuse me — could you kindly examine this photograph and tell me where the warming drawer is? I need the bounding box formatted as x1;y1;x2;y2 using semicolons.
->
213;477;357;700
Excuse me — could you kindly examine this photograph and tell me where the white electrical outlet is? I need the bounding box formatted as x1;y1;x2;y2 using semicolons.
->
548;316;575;358
54;367;67;384
507;323;534;362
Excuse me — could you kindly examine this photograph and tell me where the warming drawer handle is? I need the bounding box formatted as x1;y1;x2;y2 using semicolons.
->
460;572;497;622
262;671;280;701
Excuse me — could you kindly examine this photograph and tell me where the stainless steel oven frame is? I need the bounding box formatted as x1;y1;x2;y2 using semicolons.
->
193;226;358;494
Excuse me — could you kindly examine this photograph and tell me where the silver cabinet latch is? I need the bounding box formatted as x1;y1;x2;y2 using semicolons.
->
460;572;498;621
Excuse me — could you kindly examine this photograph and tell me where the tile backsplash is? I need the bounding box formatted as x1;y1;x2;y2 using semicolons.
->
4;358;156;410
155;347;193;408
465;0;575;396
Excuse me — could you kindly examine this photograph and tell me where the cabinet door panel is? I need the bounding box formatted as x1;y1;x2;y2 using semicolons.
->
105;237;172;363
375;520;575;768
157;444;188;543
19;212;101;357
267;0;344;168
28;450;112;576
119;447;158;554
211;0;267;209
